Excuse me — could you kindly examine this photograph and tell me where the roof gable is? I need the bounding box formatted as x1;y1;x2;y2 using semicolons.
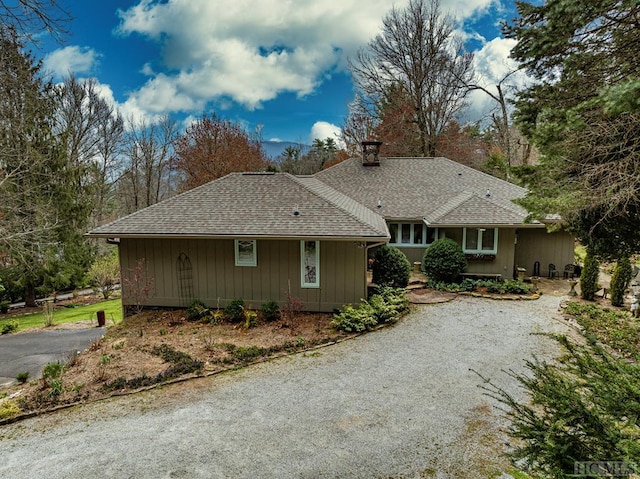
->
89;173;389;240
315;157;530;225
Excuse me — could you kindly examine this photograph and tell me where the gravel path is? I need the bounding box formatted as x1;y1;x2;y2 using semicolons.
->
0;295;566;478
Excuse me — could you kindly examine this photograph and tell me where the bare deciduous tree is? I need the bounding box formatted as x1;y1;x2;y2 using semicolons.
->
0;0;70;41
349;0;473;157
53;75;125;226
341;94;378;156
117;116;177;214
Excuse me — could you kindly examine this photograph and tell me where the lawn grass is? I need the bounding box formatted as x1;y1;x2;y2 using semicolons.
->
0;299;122;333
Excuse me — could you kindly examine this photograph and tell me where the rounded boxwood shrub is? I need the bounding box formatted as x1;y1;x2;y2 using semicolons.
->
224;298;245;323
372;245;411;288
422;238;467;282
260;301;281;322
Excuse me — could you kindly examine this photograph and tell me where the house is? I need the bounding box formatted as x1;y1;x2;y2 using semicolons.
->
315;143;574;280
87;143;574;313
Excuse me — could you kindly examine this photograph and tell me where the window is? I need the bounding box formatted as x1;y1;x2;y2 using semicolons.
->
463;228;498;254
387;222;437;247
235;240;257;266
301;240;319;288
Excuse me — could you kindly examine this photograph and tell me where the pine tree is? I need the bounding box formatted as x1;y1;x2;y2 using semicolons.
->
0;30;92;304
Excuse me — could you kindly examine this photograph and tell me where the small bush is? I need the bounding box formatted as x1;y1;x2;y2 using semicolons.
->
42;361;63;383
260;301;281;322
502;280;531;294
244;310;258;329
42;361;64;397
1;320;18;335
233;345;267;361
16;371;29;383
332;288;408;332
282;292;304;323
0;301;9;314
610;256;633;307
224;298;245;323
372;245;411;288
0;399;20;419
186;299;210;321
580;250;600;301
331;303;377;332
422;238;467;282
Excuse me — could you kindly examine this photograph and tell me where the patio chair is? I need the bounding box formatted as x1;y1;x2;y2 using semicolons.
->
563;264;576;279
548;263;559;279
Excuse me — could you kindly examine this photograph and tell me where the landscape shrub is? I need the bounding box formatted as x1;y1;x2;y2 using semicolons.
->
0;399;20;419
42;361;64;397
372;245;411;288
233;345;267;361
260;301;280;322
186;299;210;321
150;344;203;376
0;301;9;314
331;303;377;332
16;371;29;384
224;298;245;323
484;303;640;477
610;256;633;307
375;286;410;318
331;288;408;332
1;320;18;335
486;280;531;295
422;238;467;282
243;310;258;329
580;250;600;301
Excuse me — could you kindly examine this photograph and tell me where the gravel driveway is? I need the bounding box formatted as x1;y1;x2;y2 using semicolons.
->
0;295;566;478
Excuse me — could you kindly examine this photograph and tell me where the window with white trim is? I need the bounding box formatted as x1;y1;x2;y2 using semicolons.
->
235;240;257;266
462;228;498;254
388;222;437;247
301;240;319;288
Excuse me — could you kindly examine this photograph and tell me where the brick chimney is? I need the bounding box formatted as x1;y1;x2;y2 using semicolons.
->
361;140;382;166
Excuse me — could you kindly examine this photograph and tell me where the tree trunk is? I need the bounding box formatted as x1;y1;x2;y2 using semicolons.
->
24;281;37;307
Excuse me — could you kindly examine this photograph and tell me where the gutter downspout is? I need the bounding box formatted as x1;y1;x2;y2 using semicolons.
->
365;241;388;298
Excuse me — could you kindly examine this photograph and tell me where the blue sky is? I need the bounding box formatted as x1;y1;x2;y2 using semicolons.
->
36;0;525;145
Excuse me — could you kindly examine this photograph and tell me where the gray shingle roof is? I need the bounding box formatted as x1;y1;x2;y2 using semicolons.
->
316;157;531;226
88;173;390;240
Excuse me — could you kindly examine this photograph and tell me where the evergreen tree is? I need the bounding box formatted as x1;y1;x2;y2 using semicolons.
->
0;30;90;304
506;0;640;258
610;256;633;307
580;249;600;301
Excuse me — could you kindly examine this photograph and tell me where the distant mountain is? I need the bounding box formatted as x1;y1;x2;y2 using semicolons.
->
261;141;311;163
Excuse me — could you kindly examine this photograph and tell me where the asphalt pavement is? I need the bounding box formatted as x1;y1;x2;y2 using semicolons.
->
0;328;105;386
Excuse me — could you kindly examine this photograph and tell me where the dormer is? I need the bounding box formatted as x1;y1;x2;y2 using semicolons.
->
361;140;382;166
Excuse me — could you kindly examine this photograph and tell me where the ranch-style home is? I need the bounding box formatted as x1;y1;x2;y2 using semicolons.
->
88;142;574;313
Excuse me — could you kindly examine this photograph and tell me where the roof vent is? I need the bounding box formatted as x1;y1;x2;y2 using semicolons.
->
486;189;491;197
377;199;382;209
361;140;382;166
292;204;300;216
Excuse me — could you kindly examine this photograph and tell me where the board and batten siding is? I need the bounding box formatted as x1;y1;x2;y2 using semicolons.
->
514;228;575;277
396;227;516;279
119;238;367;313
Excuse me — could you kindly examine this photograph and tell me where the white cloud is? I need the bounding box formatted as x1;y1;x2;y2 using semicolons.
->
43;46;99;78
309;121;343;146
115;0;496;119
464;36;530;124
